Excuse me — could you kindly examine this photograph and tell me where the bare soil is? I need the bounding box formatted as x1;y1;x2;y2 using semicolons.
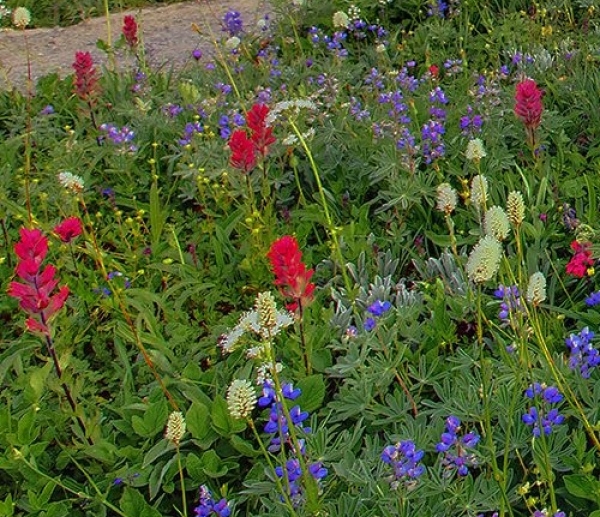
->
0;0;269;90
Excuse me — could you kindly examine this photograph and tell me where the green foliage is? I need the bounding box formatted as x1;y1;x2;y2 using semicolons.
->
4;0;600;516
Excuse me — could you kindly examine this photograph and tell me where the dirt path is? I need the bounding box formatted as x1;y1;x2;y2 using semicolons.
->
0;0;269;90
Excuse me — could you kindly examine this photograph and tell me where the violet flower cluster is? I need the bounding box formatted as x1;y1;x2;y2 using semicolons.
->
194;485;230;517
565;327;600;378
99;123;137;152
222;10;243;37
436;415;479;477
522;383;564;437
421;86;448;164
381;440;425;488
493;284;524;325
364;299;392;332
259;380;327;506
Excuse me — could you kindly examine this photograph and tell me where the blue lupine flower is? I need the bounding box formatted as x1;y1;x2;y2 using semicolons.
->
381;440;425;487
586;291;600;306
364;317;376;332
222;10;243;37
195;485;231;517
494;284;523;324
436;416;479;477
565;327;600;378
99;123;137;152
367;300;392;317
522;384;564;436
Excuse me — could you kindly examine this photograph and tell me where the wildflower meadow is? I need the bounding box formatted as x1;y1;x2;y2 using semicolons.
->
4;0;600;516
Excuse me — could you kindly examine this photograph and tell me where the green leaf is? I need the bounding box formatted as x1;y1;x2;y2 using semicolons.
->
120;487;162;517
149;456;177;500
17;407;39;447
296;374;326;412
0;494;14;517
211;395;231;436
186;453;206;483
131;399;168;438
200;450;229;478
230;435;259;457
142;439;173;469
44;502;69;517
187;402;212;440
564;474;600;504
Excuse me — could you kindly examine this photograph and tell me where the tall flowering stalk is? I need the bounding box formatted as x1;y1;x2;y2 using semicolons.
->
514;79;543;150
267;235;315;374
7;227;90;442
122;15;138;48
73;51;101;133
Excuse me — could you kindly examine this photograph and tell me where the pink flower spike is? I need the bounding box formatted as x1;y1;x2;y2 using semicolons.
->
54;217;83;243
514;79;543;130
14;227;48;263
267;235;315;311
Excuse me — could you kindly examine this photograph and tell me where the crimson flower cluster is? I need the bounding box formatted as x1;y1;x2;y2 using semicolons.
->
72;51;100;101
228;103;276;173
566;240;594;278
267;235;315;311
54;217;83;243
122;15;138;48
514;79;543;130
7;228;69;335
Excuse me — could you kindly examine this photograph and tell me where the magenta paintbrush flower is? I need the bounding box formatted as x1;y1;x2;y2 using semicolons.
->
8;227;69;335
514;79;543;130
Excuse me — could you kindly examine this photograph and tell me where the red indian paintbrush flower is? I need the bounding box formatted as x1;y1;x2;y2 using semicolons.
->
228;129;257;173
566;240;594;278
73;51;100;101
246;103;276;157
267;236;315;311
122;15;138;47
54;217;83;243
8;227;69;335
514;79;543;130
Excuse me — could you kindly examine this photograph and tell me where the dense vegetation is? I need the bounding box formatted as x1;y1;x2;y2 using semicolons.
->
2;1;600;516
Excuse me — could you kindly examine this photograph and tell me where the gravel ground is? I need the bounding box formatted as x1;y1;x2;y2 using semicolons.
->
0;0;270;90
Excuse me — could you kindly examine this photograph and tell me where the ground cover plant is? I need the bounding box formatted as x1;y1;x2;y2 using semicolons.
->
3;0;600;516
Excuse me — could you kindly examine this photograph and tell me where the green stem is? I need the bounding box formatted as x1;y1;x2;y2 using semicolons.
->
176;446;188;517
103;0;115;70
248;419;299;516
288;119;352;295
21;453;128;517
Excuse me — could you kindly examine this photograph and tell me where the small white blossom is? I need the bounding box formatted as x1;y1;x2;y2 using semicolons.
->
227;379;257;419
164;411;186;445
333;11;350;28
526;272;547;306
465;138;487;162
